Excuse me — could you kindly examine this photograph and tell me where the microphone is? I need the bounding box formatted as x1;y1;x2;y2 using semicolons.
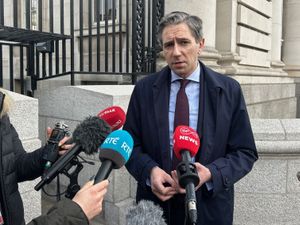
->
35;116;111;191
93;130;133;184
98;106;126;131
63;106;126;145
43;122;70;170
126;200;167;225
173;125;200;225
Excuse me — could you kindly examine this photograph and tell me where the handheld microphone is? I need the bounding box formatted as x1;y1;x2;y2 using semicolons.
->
35;116;111;191
173;125;200;225
98;106;126;131
126;200;167;225
64;106;126;145
43;122;70;170
93;130;133;184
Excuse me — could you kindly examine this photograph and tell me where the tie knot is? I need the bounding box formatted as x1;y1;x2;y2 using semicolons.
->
180;79;189;88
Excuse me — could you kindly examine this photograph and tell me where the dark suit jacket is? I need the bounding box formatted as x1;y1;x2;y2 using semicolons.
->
124;62;258;225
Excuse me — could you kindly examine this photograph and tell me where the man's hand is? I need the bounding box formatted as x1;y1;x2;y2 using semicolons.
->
150;166;177;201
194;162;212;190
72;180;109;221
171;162;212;193
46;127;74;155
170;170;186;194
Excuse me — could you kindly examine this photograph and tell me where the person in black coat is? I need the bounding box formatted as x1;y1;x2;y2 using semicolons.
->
0;89;109;225
124;11;258;225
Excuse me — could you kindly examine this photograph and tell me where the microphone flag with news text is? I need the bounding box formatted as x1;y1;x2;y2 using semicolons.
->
173;125;200;225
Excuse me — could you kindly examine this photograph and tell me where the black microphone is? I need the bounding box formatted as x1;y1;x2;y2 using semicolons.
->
35;116;111;191
93;130;133;184
43;122;70;170
125;200;167;225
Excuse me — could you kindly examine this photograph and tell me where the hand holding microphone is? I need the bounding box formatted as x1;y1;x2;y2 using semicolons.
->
35;106;127;191
72;180;109;221
35;116;111;191
43;122;71;170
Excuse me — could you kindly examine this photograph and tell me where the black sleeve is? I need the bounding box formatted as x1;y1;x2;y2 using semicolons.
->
27;199;89;225
206;81;258;196
9;120;46;182
124;84;159;188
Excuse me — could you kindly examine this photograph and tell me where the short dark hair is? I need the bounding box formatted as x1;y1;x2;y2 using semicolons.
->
157;11;203;47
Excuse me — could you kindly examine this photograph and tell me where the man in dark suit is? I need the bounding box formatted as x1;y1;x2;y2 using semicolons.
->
124;11;258;225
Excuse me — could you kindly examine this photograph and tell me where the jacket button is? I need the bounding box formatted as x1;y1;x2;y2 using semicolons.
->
224;177;229;185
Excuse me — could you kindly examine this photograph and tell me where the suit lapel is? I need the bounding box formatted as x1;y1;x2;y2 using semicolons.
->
153;67;172;172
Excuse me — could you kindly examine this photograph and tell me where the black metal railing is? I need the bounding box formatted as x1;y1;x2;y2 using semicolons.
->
0;0;164;96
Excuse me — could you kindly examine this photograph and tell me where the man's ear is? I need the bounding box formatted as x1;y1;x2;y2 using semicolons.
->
199;38;205;49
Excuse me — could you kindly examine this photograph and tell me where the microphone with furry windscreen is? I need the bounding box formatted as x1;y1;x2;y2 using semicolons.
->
34;116;111;191
63;106;126;145
125;200;167;225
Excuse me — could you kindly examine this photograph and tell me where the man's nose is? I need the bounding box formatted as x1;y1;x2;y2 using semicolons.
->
173;43;181;56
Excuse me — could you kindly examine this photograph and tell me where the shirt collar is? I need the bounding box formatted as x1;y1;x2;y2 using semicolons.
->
171;63;200;83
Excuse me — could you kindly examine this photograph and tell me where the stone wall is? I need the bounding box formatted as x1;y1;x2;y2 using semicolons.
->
235;119;300;225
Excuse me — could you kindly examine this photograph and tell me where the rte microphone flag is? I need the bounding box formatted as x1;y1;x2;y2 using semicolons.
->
94;130;133;184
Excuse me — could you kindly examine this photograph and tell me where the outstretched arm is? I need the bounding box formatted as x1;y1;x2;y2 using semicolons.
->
28;180;109;225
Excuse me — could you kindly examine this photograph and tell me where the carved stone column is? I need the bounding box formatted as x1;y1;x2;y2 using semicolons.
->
283;0;300;117
283;0;300;76
271;0;285;70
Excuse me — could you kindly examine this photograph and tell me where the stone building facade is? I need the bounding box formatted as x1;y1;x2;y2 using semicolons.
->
1;0;300;119
2;1;300;224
